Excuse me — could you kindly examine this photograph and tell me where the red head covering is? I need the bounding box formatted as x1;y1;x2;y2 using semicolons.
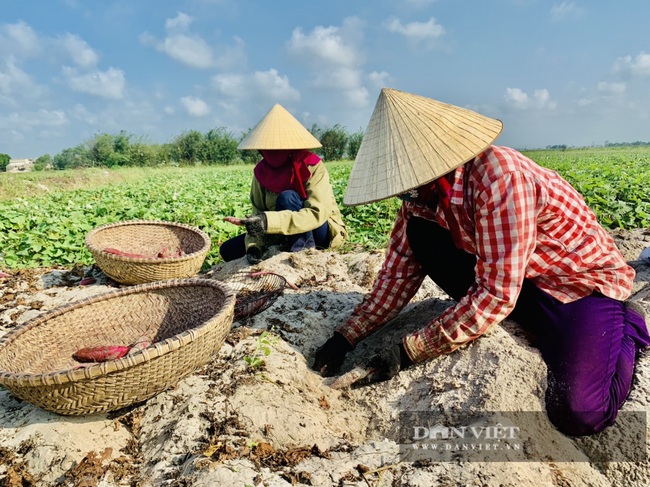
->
254;149;321;198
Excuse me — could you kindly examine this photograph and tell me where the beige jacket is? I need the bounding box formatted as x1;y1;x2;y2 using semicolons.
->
245;162;347;252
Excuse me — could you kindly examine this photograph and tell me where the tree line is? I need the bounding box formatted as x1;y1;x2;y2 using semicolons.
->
0;124;364;172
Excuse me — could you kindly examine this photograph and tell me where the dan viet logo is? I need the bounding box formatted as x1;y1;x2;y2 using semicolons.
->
409;422;521;452
397;410;648;462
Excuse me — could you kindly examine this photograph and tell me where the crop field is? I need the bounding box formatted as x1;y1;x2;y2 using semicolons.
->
1;146;650;271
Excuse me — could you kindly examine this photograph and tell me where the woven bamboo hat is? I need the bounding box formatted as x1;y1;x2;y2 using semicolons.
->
343;88;503;206
238;103;322;150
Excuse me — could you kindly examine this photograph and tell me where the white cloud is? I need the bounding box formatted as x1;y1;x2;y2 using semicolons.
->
165;12;193;32
597;81;626;95
0;60;31;95
141;12;246;70
287;18;369;107
212;68;300;102
631;52;650;76
505;87;557;110
0;59;46;103
550;2;584;21
63;66;126;100
288;25;360;67
383;17;445;41
145;32;215;69
0;21;41;59
58;33;99;68
1;109;68;129
505;88;528;106
140;12;215;69
70;103;98;124
368;71;391;89
343;86;370;107
614;52;650;77
180;96;210;116
212;73;246;98
213;36;247;70
252;69;300;100
26;109;67;127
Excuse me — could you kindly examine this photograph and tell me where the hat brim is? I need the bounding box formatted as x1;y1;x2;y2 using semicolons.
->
238;104;322;150
343;88;503;206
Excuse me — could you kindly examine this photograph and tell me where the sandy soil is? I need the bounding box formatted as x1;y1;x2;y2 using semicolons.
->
2;228;650;486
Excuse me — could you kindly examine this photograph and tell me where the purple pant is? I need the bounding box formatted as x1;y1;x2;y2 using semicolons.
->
407;217;650;436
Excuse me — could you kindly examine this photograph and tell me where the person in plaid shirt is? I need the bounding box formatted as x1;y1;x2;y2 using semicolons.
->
312;88;650;436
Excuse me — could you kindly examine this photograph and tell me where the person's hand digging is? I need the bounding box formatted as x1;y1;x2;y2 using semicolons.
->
356;342;413;385
311;332;353;377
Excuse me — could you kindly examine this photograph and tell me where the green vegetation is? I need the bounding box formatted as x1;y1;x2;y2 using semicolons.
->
525;146;650;228
243;330;280;370
1;146;649;271
0;153;9;172
310;124;348;161
3;123;365;172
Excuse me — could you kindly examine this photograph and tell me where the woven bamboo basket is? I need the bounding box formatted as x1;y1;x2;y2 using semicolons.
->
227;272;288;321
0;279;235;416
85;220;211;285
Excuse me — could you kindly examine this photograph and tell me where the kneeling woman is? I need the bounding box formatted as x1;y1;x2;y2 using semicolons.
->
220;104;347;264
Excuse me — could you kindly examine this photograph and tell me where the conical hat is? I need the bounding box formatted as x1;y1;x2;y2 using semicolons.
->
238;103;322;150
343;88;503;206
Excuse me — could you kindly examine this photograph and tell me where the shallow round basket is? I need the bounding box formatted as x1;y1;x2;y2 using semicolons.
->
227;272;288;321
85;220;211;285
0;279;235;416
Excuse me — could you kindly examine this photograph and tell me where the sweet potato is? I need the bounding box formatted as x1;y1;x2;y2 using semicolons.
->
103;247;150;259
103;246;185;259
157;247;185;258
329;366;375;389
72;345;131;363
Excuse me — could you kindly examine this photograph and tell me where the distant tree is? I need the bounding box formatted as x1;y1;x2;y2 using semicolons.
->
159;143;176;165
545;144;567;151
604;140;650;148
53;145;91;169
86;131;136;167
171;130;204;165
309;123;323;140
129;143;161;167
203;127;240;164
33;154;52;171
319;124;348;161
0;153;10;172
346;130;364;160
238;129;261;164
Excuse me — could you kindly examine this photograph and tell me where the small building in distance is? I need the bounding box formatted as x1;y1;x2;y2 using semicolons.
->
6;158;35;173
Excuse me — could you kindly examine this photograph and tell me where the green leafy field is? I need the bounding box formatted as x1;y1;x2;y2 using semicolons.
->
1;147;650;271
0;162;398;270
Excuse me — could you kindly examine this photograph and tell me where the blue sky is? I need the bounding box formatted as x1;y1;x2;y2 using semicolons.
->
2;0;649;159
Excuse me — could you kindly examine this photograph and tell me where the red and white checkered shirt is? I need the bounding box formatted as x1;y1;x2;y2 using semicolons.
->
338;146;635;363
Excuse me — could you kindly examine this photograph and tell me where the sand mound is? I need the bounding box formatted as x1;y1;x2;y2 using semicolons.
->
2;229;650;486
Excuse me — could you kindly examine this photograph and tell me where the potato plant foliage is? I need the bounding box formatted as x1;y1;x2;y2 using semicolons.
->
1;147;650;271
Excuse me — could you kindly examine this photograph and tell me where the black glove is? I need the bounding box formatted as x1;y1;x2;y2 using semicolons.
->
246;247;262;265
244;214;267;239
360;342;413;385
311;332;354;377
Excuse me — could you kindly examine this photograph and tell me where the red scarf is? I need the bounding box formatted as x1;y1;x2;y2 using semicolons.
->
254;150;321;198
435;175;463;249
